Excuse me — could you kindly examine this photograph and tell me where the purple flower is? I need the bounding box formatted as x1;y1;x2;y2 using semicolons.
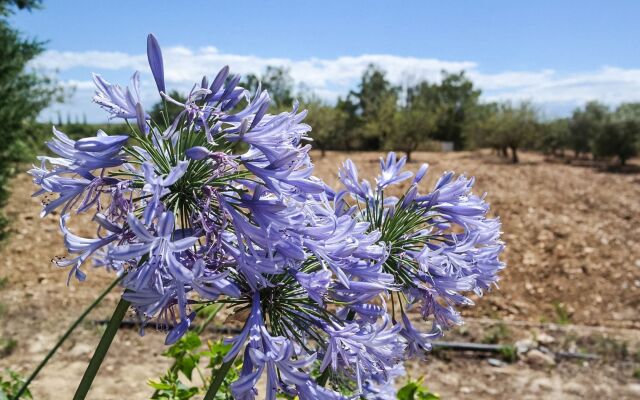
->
111;212;197;287
376;152;413;189
93;72;147;120
147;33;165;94
294;269;331;305
321;317;405;392
29;128;127;217
56;214;121;283
399;311;441;356
140;161;188;223
45;127;128;170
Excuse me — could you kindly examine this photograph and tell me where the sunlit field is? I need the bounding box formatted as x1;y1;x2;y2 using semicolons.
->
2;150;639;399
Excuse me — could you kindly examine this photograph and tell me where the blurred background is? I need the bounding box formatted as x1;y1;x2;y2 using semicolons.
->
0;1;639;398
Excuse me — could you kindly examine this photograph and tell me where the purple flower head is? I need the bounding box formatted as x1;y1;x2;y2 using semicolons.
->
34;33;506;397
336;151;505;364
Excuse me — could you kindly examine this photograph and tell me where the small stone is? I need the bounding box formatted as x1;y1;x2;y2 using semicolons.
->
524;349;556;367
625;384;640;396
564;382;586;395
68;343;93;357
515;339;535;354
487;358;504;367
529;377;553;391
537;333;555;345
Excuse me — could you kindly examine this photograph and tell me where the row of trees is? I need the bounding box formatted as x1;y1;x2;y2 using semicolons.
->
297;66;480;161
469;100;640;165
243;65;639;165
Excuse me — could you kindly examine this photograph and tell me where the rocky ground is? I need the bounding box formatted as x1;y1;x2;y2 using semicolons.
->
1;150;639;399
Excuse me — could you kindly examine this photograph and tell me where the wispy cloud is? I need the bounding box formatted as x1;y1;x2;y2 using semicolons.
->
31;46;640;122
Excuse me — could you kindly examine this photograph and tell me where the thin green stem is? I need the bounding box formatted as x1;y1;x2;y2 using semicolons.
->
202;353;238;400
11;276;123;400
72;297;130;400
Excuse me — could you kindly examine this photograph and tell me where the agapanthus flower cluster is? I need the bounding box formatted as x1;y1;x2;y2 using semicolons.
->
30;34;504;399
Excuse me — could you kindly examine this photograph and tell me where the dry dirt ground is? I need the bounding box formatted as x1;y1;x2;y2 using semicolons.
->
1;150;639;399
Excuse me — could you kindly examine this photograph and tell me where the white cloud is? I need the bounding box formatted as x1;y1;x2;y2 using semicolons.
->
31;46;640;122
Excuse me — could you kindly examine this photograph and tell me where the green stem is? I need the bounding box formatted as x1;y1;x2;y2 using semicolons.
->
316;362;331;387
202;353;238;400
11;276;123;400
72;297;130;400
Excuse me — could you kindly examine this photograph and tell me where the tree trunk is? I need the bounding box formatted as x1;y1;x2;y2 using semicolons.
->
510;146;519;163
405;150;412;163
320;148;326;158
501;147;508;158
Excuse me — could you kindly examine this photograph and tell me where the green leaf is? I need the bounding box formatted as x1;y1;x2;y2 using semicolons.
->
397;380;440;400
397;381;419;400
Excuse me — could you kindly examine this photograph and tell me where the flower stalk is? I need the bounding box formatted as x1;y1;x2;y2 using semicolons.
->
11;276;123;400
202;353;238;400
72;298;130;400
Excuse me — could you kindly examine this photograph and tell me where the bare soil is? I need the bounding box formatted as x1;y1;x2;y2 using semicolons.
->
1;150;639;399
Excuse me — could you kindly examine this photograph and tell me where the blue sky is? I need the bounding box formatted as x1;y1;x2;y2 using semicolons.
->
10;0;640;122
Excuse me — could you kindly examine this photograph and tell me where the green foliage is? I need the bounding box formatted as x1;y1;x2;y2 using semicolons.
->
335;95;363;151
582;335;629;360
0;0;61;239
586;103;640;166
301;96;349;156
149;332;241;400
387;80;443;161
243;66;294;110
469;101;539;163
553;301;571;325
0;369;32;400
592;120;639;166
0;337;16;358
429;71;481;150
499;345;518;363
355;64;399;148
162;332;203;380
538;118;570;155
397;379;440;400
569;101;608;157
482;322;511;344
